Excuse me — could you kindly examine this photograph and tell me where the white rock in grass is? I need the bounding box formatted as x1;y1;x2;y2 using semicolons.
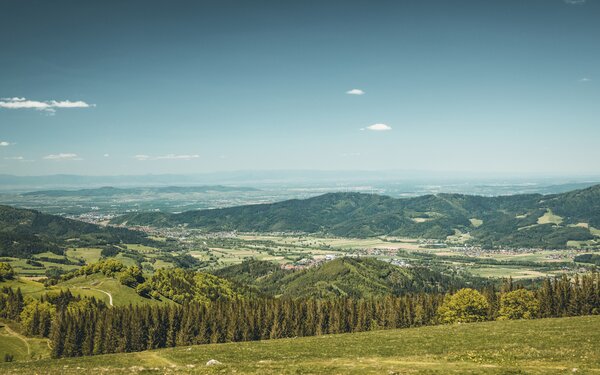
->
206;359;222;366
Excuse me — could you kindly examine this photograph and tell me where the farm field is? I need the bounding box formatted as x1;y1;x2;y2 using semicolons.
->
1;315;598;374
201;234;588;279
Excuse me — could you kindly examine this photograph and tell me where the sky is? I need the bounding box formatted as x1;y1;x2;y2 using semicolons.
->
0;0;599;176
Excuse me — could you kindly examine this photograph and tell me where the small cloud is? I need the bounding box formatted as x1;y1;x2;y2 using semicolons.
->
0;97;94;113
4;156;33;162
341;152;361;157
564;0;585;4
579;77;591;82
103;153;110;157
364;123;392;131
0;141;10;146
43;153;82;161
157;154;199;160
346;89;365;95
134;154;199;161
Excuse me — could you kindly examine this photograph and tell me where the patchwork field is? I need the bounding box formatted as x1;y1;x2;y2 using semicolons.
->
1;315;598;374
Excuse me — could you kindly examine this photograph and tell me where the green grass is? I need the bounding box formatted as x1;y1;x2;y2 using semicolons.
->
537;209;563;225
65;247;103;264
57;274;169;306
0;322;50;362
125;244;159;253
1;315;598;374
31;252;65;260
0;274;170;307
0;278;46;298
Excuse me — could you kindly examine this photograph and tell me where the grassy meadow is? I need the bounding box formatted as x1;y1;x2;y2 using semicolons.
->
1;315;598;374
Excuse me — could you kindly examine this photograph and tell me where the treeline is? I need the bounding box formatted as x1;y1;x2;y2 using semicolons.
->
1;273;599;359
42;274;600;358
575;253;600;266
50;294;444;358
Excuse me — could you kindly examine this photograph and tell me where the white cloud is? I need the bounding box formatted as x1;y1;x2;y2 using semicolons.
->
103;153;110;157
158;154;199;160
564;0;585;4
134;154;200;161
0;141;10;146
579;77;591;82
363;123;392;131
43;153;82;161
4;156;24;160
346;89;365;95
0;97;94;113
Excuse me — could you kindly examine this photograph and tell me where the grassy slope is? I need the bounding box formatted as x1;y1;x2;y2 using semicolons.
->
0;322;50;362
0;275;168;306
2;315;599;374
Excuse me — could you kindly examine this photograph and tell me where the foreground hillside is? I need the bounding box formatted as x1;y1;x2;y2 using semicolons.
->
2;315;598;374
111;184;600;248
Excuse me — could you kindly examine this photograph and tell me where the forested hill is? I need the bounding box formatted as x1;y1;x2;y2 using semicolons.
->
212;258;477;298
111;184;600;248
0;205;152;257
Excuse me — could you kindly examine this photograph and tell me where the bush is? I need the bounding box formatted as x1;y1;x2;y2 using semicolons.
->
437;288;489;324
498;289;539;320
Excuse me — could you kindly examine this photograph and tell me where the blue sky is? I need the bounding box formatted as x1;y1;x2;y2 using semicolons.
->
0;0;598;176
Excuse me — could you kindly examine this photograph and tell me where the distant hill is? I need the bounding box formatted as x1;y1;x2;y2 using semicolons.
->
112;184;600;248
21;185;258;197
0;205;153;258
213;258;475;298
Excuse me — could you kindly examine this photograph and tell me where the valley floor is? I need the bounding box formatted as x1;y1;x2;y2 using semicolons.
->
1;315;599;374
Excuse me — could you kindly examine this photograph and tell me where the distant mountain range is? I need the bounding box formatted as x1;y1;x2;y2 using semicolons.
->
21;185;258;197
111;184;600;248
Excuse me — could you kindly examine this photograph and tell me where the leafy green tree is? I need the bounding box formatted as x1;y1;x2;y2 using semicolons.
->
136;282;152;297
118;266;145;287
498;289;539;320
436;288;489;324
0;262;15;281
20;300;56;337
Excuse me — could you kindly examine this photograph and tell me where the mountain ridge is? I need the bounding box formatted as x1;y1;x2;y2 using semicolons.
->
111;184;600;248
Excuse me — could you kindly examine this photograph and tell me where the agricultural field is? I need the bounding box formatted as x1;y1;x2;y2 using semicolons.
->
65;248;103;264
196;234;591;280
1;315;598;374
